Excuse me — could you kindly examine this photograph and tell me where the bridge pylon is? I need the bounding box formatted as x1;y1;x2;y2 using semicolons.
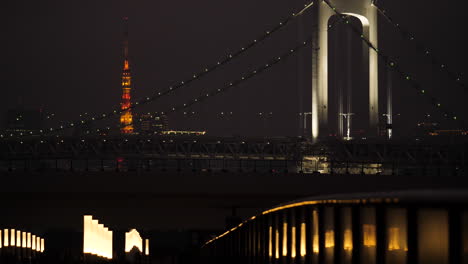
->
311;0;378;142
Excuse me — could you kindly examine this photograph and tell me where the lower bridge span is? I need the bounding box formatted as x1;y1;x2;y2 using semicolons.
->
202;190;468;264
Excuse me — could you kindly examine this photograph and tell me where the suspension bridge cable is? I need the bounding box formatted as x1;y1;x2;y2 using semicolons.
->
160;20;344;117
163;39;318;116
323;0;465;128
1;2;317;140
113;37;321;131
373;3;467;90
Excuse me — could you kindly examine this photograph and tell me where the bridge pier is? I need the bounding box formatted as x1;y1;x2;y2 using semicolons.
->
312;0;379;141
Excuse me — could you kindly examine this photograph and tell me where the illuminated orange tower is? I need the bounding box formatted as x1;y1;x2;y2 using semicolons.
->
120;17;134;134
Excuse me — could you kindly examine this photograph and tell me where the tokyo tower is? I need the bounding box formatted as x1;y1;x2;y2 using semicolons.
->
120;17;134;134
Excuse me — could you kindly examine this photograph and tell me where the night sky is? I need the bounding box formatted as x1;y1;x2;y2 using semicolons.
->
2;0;468;137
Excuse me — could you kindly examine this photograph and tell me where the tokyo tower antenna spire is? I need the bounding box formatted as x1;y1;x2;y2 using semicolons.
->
120;16;134;134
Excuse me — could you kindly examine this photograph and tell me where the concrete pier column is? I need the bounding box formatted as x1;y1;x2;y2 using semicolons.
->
268;214;274;264
299;209;304;263
341;207;353;264
257;217;262;264
312;0;379;140
249;222;254;263
282;212;289;264
275;213;281;264
310;208;320;264
290;209;297;264
259;216;266;264
367;5;379;135
252;221;257;262
242;223;247;261
311;2;334;142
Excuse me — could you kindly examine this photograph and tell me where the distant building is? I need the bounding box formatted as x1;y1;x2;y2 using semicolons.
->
4;109;43;134
417;120;439;136
160;130;206;136
429;130;468;136
137;113;169;135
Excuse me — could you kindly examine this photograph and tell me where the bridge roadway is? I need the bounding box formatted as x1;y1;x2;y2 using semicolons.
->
2;135;467;166
1;171;467;232
2;136;467;179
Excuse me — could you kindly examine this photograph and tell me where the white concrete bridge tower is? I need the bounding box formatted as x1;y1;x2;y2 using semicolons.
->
311;0;379;141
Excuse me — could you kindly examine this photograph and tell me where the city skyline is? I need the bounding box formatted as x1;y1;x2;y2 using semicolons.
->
1;0;467;138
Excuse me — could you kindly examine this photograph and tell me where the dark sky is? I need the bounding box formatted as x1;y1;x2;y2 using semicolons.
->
2;0;468;137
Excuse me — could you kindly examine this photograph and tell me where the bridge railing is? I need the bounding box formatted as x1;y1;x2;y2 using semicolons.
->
0;137;466;176
202;191;468;264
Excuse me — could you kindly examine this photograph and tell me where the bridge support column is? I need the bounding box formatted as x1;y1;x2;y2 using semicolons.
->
312;0;379;141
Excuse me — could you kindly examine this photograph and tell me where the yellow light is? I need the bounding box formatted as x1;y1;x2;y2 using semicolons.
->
205;197;399;247
268;226;273;257
97;224;104;256
262;199;362;215
300;223;306;257
291;226;296;258
275;229;279;259
27;233;31;248
386;208;408;254
363;224;376;247
83;215;113;259
0;230;2;248
125;229;143;253
22;232;26;248
16;230;21;248
106;229;110;258
145;239;149;256
36;236;41;252
41;238;45;253
108;230;113;259
4;229;8;247
343;229;353;251
263;201;318;215
83;215;92;254
101;225;107;257
325;230;334;248
32;235;36;251
313;210;319;253
11;229;15;247
91;219;98;255
388;227;400;250
282;222;288;256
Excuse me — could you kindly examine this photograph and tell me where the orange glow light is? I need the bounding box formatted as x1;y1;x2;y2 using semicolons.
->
120;40;133;134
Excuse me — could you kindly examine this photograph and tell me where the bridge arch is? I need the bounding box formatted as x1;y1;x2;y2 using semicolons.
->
311;0;378;141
